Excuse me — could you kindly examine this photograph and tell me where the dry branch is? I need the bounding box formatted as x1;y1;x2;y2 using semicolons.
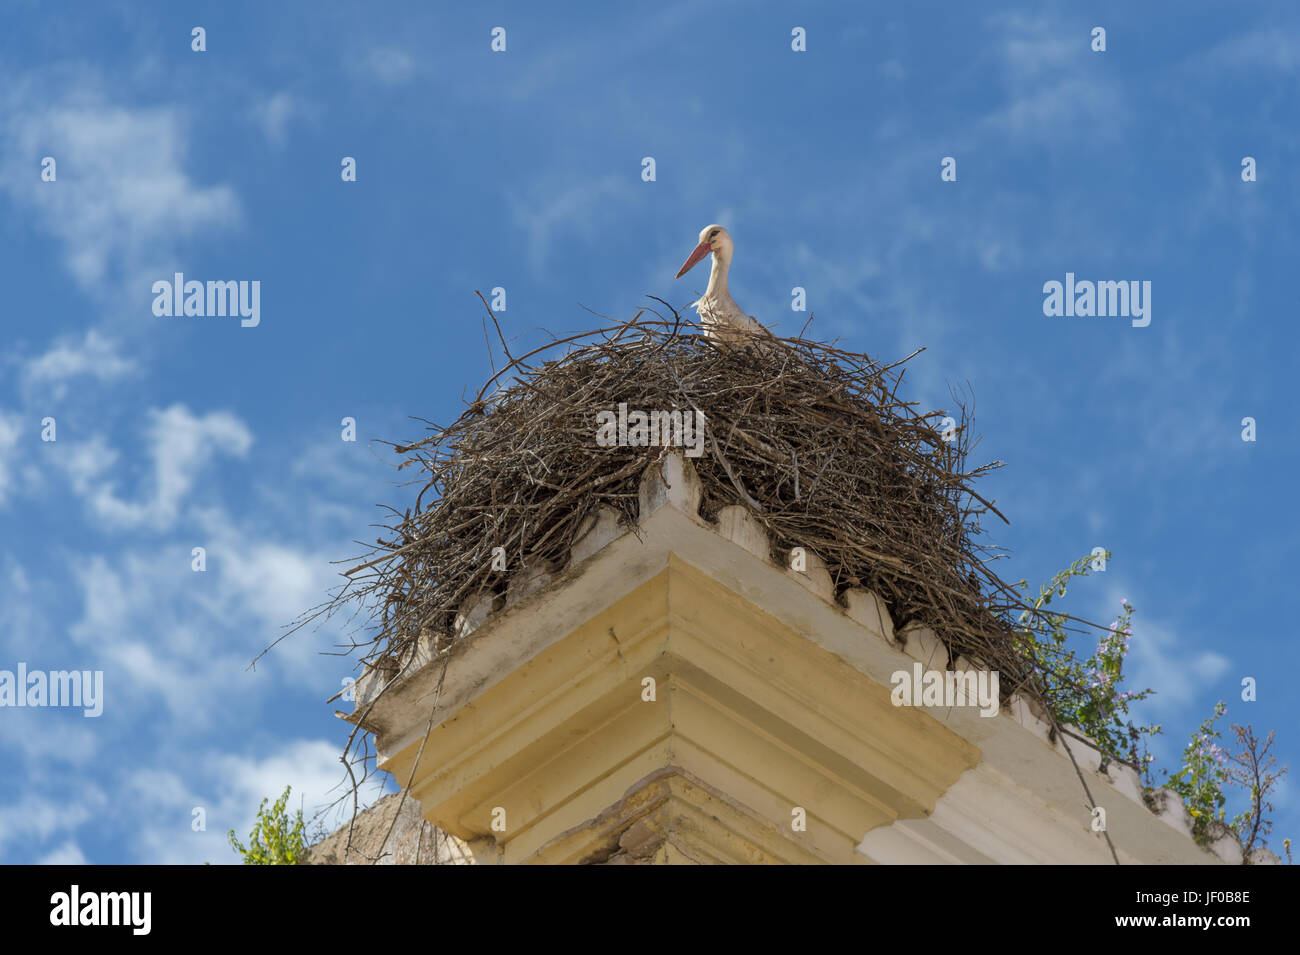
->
321;311;1068;705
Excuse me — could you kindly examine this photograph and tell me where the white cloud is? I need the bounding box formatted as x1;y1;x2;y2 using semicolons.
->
21;329;136;402
984;76;1127;146
0;791;100;859
218;739;360;830
512;175;630;273
1123;613;1231;713
0;80;241;298
66;552;290;724
67;555;131;641
359;47;418;86
982;13;1129;147
194;520;359;677
0;709;100;769
1203;26;1300;74
38;840;88;865
0;556;33;639
103;638;231;720
251;91;298;148
60;404;253;531
62;520;350;726
0;410;23;505
996;13;1077;80
214;542;322;634
124;739;381;864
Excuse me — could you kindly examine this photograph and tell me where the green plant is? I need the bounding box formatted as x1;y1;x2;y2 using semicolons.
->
1163;708;1290;859
1013;554;1291;863
1165;702;1229;845
1011;552;1160;781
227;786;307;865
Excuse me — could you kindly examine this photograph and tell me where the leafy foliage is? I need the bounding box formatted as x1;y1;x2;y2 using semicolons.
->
1165;702;1229;845
227;786;307;865
1015;553;1290;863
1164;708;1291;858
1011;552;1160;781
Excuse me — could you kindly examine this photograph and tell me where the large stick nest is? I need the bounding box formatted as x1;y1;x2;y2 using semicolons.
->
332;312;1046;700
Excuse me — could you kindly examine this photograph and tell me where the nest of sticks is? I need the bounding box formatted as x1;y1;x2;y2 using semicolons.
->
324;309;1061;704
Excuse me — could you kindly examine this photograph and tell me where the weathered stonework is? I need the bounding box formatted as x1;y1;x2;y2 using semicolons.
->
304;792;473;865
341;452;1250;865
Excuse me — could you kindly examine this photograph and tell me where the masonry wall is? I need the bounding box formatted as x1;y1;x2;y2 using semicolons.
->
304;792;473;865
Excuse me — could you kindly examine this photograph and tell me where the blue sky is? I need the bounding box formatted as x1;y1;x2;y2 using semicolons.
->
1;1;1296;863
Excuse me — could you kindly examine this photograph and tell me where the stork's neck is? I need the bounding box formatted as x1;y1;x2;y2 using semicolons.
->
705;252;730;300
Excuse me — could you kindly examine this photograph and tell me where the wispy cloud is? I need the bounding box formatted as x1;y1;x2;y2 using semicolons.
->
0;77;241;299
58;404;252;531
250;90;300;148
38;841;88;865
511;175;632;274
1124;614;1232;714
0;790;104;860
0;411;23;505
19;329;136;403
356;46;418;86
981;13;1130;147
123;739;377;864
1202;25;1300;74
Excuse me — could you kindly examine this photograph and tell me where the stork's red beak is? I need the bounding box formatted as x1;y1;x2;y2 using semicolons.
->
675;240;712;279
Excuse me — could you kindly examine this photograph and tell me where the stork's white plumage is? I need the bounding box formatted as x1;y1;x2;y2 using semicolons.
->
675;225;774;345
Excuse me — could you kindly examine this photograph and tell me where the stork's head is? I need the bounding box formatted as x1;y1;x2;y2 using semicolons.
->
675;224;732;278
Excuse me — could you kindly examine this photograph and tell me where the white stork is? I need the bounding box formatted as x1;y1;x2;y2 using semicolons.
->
675;225;775;345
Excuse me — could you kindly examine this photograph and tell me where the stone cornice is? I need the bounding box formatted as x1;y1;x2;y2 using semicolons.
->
344;452;1238;864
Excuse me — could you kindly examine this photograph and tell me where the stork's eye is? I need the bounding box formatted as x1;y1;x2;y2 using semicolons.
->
708;229;719;240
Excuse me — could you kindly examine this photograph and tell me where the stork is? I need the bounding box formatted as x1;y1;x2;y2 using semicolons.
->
675;225;775;345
